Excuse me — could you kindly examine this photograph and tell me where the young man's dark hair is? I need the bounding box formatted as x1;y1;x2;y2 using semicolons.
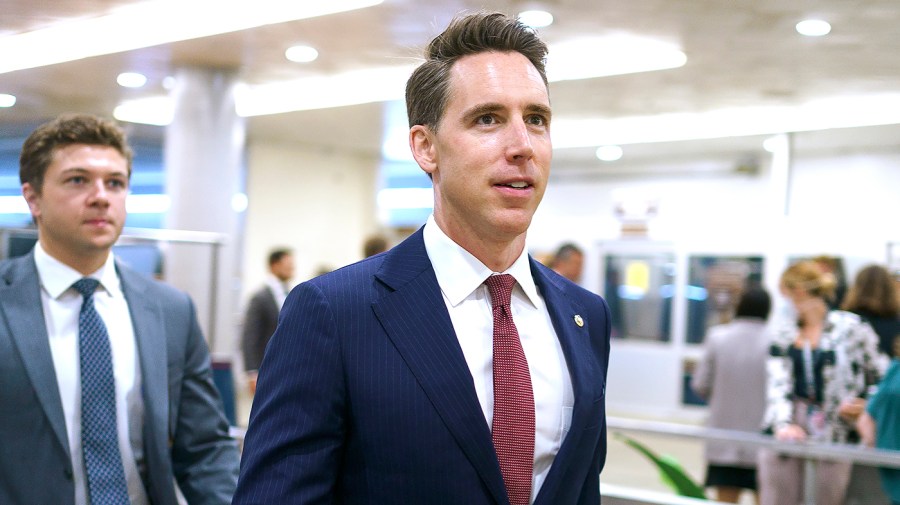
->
20;113;133;193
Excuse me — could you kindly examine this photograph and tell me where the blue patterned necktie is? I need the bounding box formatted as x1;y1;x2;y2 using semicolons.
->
72;278;131;505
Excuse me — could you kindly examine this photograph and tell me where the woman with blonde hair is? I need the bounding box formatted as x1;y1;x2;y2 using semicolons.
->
758;260;888;505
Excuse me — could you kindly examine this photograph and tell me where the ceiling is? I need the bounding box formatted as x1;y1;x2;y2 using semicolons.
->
3;0;900;165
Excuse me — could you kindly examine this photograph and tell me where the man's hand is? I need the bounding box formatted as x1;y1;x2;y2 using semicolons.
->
247;371;258;396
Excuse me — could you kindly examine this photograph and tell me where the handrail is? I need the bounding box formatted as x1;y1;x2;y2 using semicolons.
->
607;416;900;469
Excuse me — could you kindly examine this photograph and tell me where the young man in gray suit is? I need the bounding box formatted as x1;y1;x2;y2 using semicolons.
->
0;113;240;505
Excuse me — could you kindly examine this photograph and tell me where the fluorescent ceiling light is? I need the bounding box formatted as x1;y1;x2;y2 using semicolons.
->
796;19;831;37
547;35;686;82
0;196;29;213
552;93;900;147
595;145;623;161
0;0;384;74
126;194;171;214
237;64;416;117
285;45;319;63
116;64;416;124
518;10;554;28
0;94;15;107
117;72;147;88
114;96;174;125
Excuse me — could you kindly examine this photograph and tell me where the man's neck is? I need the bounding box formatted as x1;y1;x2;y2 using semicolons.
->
432;217;526;273
39;240;110;276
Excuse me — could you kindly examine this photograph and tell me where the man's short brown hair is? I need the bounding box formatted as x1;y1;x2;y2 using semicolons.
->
405;11;549;131
20;113;133;193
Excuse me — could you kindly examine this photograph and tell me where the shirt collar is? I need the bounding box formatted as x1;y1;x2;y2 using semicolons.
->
422;215;540;308
34;242;121;300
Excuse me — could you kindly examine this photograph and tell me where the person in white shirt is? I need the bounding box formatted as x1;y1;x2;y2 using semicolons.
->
0;113;239;505
234;12;612;505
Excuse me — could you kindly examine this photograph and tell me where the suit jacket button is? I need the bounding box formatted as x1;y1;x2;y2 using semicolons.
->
63;467;73;480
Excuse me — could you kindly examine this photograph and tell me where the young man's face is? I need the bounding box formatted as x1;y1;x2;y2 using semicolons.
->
412;50;552;248
23;144;129;268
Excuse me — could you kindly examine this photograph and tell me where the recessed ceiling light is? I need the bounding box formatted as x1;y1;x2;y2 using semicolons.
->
518;10;554;28
162;76;176;90
796;19;831;37
285;45;319;63
0;93;15;107
596;145;624;161
117;72;147;88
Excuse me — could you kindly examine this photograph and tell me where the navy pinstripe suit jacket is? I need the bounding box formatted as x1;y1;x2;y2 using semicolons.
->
233;228;611;505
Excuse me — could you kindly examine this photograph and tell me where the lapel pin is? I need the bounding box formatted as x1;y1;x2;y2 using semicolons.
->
574;314;584;327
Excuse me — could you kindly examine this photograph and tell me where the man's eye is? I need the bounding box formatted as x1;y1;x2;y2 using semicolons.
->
526;115;546;126
67;176;87;184
476;115;496;125
108;179;127;189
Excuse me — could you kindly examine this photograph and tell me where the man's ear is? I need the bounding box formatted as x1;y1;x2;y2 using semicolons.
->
21;183;41;220
409;125;438;177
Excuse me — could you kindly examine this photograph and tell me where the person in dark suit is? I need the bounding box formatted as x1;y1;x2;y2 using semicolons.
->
0;113;240;505
241;248;294;395
233;11;611;505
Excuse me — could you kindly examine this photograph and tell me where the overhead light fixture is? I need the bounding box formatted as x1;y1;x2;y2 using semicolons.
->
237;64;415;117
796;19;831;37
285;45;319;63
115;64;416;124
547;35;686;82
552;93;900;148
114;96;174;125
0;0;384;74
117;72;148;88
518;10;554;28
596;145;624;161
0;93;15;107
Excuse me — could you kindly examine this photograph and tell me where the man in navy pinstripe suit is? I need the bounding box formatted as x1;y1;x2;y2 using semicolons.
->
233;11;611;505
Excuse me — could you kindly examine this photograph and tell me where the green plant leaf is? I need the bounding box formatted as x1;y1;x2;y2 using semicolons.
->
614;432;707;499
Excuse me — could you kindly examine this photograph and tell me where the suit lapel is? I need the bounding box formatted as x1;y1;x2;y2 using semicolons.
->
117;266;169;455
530;262;603;504
0;253;70;454
372;229;507;505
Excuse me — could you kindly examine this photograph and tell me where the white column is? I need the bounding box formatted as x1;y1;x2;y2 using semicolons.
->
163;66;245;356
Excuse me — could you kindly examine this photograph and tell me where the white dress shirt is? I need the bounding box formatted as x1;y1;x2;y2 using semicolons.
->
264;273;290;309
35;243;150;505
422;216;574;503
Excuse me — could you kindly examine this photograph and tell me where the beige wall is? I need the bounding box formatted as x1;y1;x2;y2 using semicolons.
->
240;140;380;301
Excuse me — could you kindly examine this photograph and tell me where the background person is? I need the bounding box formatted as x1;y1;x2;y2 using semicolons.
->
692;285;771;503
549;242;584;283
233;12;611;505
240;248;294;395
842;263;900;358
758;260;887;505
857;357;900;505
0;113;239;505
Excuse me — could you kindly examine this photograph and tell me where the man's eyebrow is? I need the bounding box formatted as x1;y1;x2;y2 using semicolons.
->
462;103;504;120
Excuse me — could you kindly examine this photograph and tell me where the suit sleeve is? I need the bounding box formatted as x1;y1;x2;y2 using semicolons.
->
170;295;241;505
233;281;346;505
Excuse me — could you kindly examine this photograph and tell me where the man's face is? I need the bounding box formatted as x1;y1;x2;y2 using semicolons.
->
23;144;128;266
558;253;584;283
271;255;295;282
412;50;552;247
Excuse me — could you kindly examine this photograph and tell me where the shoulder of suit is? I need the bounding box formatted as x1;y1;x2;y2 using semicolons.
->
116;260;189;302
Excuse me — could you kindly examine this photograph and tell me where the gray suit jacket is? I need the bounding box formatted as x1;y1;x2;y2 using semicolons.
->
0;251;240;505
241;285;279;372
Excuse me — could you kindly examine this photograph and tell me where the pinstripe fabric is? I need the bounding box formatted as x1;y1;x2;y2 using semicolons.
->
234;228;612;505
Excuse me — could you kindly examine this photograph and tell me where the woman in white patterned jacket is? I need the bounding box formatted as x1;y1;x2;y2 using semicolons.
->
758;260;888;505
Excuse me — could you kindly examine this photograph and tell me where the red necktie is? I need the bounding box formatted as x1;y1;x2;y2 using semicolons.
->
485;274;535;505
